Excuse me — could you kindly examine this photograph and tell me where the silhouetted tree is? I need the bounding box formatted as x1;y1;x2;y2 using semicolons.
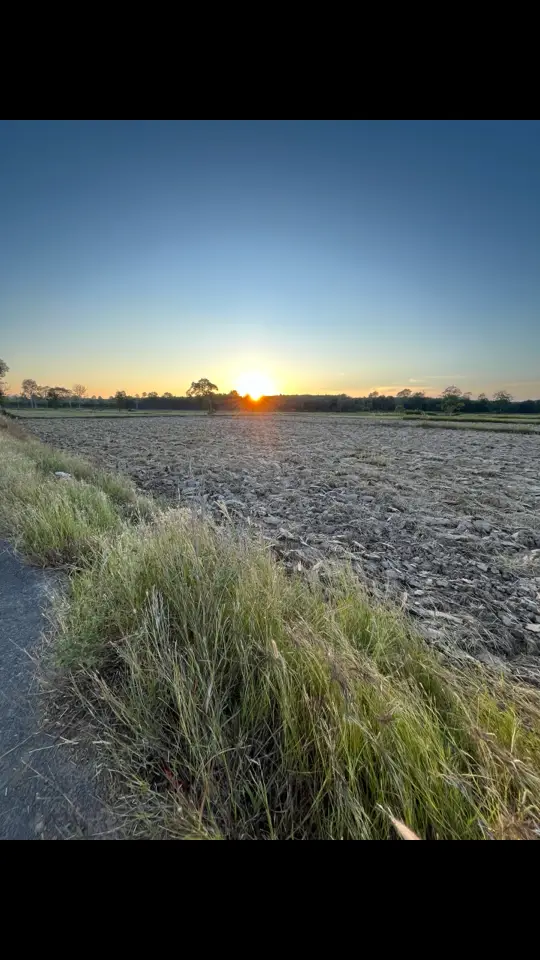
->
441;385;464;414
72;383;87;407
115;390;127;410
493;389;513;411
53;386;72;406
21;378;38;407
187;378;219;413
0;357;9;404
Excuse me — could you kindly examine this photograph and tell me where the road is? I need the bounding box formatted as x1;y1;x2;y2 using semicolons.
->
0;543;118;839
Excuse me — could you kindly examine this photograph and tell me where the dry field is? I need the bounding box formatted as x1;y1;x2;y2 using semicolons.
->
27;415;540;677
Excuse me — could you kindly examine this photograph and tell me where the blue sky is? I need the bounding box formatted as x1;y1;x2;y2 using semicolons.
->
1;120;539;398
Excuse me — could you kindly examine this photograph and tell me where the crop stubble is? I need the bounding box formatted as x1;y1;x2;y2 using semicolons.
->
27;416;540;679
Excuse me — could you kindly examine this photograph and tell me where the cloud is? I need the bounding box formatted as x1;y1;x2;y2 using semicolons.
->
505;379;540;386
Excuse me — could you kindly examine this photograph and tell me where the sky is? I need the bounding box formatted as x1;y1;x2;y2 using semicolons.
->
1;120;539;399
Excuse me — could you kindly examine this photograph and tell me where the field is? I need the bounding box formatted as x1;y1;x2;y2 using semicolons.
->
6;408;205;418
26;415;540;678
7;407;540;432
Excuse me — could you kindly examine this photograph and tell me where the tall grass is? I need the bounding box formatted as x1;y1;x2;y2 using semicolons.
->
54;513;540;840
2;422;540;839
0;426;151;564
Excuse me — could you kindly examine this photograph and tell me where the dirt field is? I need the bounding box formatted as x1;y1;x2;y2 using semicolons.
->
26;415;540;677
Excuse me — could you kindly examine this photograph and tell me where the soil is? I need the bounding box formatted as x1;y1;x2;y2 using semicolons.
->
27;415;540;680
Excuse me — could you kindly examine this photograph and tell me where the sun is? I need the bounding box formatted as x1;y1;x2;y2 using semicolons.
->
235;371;277;401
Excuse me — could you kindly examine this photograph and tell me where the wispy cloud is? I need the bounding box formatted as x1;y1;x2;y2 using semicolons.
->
505;379;540;386
409;375;465;382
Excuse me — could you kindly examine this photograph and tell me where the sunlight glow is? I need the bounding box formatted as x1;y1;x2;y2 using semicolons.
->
235;371;277;401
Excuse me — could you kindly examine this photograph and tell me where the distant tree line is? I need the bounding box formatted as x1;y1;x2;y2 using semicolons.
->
1;368;539;415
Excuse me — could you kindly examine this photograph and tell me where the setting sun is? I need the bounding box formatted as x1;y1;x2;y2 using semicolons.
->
235;371;277;401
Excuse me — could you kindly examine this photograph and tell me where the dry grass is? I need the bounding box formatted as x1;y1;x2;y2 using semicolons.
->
0;424;152;564
51;513;540;839
2;421;540;839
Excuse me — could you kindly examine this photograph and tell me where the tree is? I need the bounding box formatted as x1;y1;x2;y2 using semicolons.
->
52;386;71;406
477;392;489;402
368;391;379;399
187;378;219;413
72;384;87;407
147;391;158;399
493;389;513;412
440;385;464;415
21;378;38;407
115;390;127;410
47;387;60;408
163;392;173;399
0;358;9;403
396;389;412;398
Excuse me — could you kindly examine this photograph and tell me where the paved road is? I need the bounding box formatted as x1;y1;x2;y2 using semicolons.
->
0;543;118;839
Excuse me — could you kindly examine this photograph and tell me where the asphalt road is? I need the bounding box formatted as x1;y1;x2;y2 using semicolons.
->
0;543;117;839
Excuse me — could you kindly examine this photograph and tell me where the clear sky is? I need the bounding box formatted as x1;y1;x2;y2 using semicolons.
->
1;120;539;399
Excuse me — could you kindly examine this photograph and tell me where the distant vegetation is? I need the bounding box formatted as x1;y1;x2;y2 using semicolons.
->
2;368;539;416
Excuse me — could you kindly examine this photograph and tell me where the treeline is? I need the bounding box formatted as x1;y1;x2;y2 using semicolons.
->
230;392;540;415
3;385;540;415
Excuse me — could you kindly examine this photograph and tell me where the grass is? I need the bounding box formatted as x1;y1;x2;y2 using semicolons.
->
1;417;540;839
409;420;540;434
405;413;540;424
0;422;152;563
374;418;540;434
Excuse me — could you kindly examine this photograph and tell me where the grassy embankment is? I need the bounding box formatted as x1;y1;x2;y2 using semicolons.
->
1;416;540;839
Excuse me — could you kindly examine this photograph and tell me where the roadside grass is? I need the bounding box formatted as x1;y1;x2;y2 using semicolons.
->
0;423;153;564
2;421;540;839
